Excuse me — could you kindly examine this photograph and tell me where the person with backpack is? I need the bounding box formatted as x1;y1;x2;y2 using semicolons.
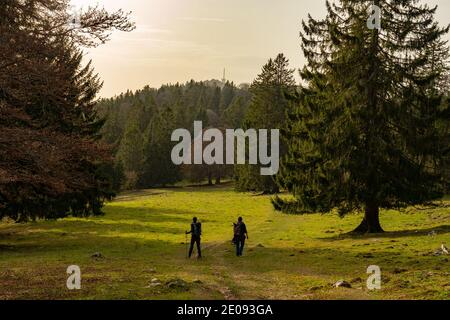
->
234;217;248;257
186;217;202;259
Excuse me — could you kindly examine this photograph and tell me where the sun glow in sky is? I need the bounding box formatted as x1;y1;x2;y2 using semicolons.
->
70;0;450;98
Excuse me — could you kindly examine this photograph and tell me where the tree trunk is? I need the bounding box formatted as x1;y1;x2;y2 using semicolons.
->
352;203;384;234
354;0;382;235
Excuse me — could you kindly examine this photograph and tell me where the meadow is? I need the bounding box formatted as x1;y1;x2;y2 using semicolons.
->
0;185;449;300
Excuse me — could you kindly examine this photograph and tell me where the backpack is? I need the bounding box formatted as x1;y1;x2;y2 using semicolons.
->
192;222;202;237
232;223;239;244
233;223;240;237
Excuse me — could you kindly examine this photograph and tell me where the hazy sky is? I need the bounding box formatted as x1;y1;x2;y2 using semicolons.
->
71;0;450;98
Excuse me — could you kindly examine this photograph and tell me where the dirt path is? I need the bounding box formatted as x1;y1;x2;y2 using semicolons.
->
203;241;239;300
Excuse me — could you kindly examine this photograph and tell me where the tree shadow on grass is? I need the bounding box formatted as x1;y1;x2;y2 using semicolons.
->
209;243;447;285
0;223;188;255
0;209;193;254
102;206;207;223
0;205;226;256
112;184;234;202
65;219;184;235
114;190;168;202
1;240;445;300
319;225;450;241
1;227;447;300
104;206;225;226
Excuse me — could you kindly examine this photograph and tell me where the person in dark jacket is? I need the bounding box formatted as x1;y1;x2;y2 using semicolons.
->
234;217;248;257
186;217;202;259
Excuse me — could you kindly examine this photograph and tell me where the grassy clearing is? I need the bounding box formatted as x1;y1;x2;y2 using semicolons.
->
0;185;449;300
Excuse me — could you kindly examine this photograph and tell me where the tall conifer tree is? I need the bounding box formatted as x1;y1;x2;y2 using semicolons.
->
236;53;296;194
274;0;450;233
0;0;133;220
140;108;181;187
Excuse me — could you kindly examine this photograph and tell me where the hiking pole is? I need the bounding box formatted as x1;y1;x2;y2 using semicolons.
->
185;232;188;259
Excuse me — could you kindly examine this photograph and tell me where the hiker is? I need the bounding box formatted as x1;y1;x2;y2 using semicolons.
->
186;217;202;259
234;217;248;257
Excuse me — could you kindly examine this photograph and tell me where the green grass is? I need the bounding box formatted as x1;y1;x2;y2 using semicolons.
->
0;185;449;300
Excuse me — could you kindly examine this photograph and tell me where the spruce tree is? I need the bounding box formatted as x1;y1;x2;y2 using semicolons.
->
0;0;133;221
209;87;222;115
219;82;237;113
236;53;296;194
222;97;249;128
117;120;144;189
140;108;181;187
275;0;450;233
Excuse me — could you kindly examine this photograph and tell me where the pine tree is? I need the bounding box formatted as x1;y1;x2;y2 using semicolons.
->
236;53;296;194
209;87;222;115
95;80;252;189
182;126;233;186
140;108;181;187
219;82;236;113
195;106;210;127
0;0;133;221
101;103;123;145
117;120;144;189
275;0;450;233
222;97;249;128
